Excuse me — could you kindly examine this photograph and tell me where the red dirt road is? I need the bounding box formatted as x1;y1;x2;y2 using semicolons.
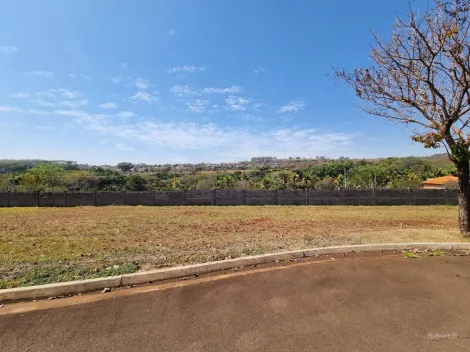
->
2;255;470;351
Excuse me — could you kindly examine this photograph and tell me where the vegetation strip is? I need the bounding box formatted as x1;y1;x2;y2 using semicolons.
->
0;154;457;193
1;243;469;303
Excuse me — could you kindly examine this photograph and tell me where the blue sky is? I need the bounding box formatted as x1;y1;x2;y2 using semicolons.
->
0;0;435;164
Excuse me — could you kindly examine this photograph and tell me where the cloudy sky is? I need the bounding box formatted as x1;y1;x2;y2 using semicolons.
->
0;0;434;164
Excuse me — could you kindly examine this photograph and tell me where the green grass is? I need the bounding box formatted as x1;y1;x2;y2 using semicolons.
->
403;251;420;259
428;249;444;257
0;262;139;289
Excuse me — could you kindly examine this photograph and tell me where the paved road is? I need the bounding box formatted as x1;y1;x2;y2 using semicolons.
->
2;255;470;351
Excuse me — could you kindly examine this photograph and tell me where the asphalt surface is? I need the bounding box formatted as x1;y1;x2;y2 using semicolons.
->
2;254;470;351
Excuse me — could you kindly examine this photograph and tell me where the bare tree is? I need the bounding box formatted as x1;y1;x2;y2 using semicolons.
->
336;0;470;235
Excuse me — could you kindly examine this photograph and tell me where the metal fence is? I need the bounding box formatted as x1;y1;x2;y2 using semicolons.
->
0;189;459;207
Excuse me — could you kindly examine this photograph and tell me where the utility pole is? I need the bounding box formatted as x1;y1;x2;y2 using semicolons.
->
344;167;347;189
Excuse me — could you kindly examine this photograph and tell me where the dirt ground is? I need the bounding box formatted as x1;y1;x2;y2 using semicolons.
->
0;205;467;288
1;254;470;351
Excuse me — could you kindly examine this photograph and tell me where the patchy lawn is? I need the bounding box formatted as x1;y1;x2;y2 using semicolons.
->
0;206;466;288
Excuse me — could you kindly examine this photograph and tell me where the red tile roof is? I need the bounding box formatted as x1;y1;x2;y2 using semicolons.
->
422;176;458;185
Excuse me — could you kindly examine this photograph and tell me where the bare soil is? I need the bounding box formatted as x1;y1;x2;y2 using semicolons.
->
0;205;467;288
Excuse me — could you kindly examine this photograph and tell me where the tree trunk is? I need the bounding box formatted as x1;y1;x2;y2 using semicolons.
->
456;161;470;236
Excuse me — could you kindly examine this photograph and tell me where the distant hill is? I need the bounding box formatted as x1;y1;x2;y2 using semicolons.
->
0;153;452;174
0;160;79;173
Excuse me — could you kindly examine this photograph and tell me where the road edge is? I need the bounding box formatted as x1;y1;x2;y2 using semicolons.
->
1;242;469;303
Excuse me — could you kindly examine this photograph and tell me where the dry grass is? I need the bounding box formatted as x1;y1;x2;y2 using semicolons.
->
0;206;466;288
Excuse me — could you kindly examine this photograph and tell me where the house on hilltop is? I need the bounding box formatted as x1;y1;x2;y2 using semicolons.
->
422;176;458;189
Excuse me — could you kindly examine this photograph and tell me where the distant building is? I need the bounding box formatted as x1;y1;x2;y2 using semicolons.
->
422;176;458;189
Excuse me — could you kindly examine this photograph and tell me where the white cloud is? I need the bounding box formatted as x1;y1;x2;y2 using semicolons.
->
9;89;86;109
238;114;263;122
170;85;200;96
170;85;249;113
10;92;30;99
129;91;159;104
54;110;88;118
167;65;206;74
0;106;49;115
99;102;118;110
119;62;127;69
36;99;88;109
80;74;92;81
21;89;87;108
110;76;122;84
187;99;208;113
116;143;134;152
277;99;306;113
56;89;81;99
25;71;54;78
168;29;177;36
53;109;356;159
135;77;150;90
27;109;50;115
69;73;91;81
0;46;18;54
280;115;293;122
0;106;20;112
253;68;265;74
170;84;243;97
202;85;243;95
116;111;136;118
57;109;136;121
225;95;249;111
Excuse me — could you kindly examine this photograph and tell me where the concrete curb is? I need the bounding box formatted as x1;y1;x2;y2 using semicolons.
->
0;276;122;303
1;242;469;303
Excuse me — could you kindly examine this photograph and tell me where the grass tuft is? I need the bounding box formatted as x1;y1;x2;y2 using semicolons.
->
403;251;420;259
428;249;444;257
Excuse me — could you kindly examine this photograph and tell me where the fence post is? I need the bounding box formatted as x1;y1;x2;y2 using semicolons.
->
94;191;97;206
274;189;278;205
243;190;247;206
305;188;308;205
371;188;376;206
124;191;127;206
6;191;10;207
184;190;187;206
37;191;40;207
408;188;412;205
64;191;68;207
212;189;217;206
153;191;156;206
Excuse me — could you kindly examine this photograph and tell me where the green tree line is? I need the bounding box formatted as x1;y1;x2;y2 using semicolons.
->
0;157;458;192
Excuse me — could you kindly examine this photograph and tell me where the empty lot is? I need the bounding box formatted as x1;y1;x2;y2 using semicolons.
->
0;205;467;288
